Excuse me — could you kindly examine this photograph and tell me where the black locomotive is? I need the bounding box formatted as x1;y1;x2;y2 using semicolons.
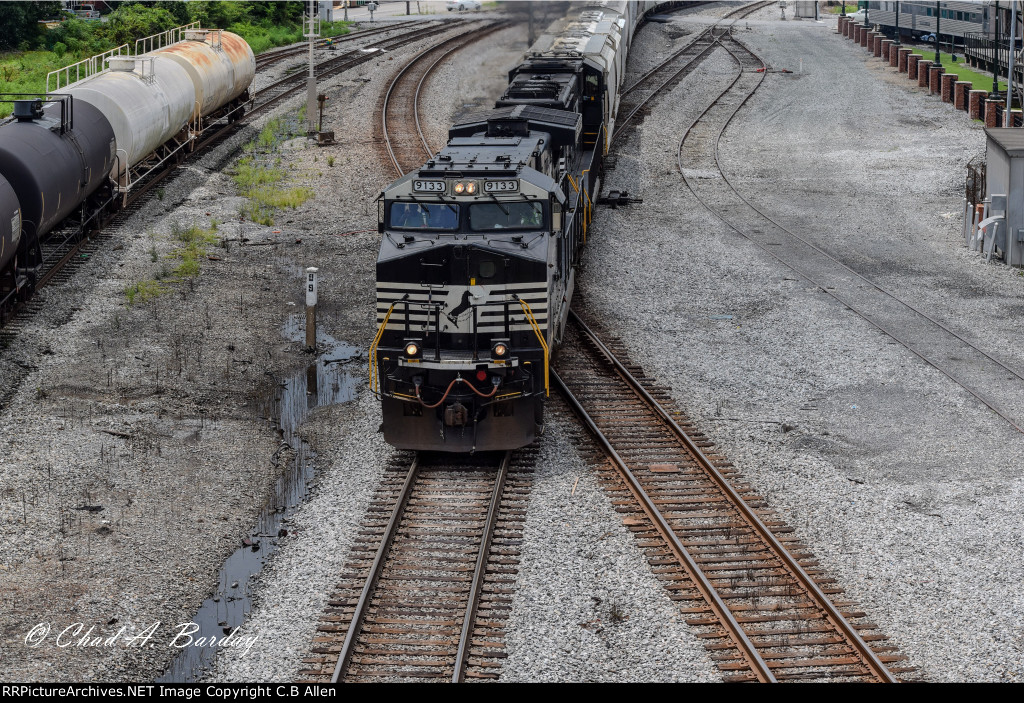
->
372;1;679;452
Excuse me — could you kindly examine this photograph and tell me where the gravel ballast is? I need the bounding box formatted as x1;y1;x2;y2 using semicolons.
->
586;7;1024;682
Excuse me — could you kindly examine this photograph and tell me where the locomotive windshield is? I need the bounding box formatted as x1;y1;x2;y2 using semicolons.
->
468;202;544;231
389;202;460;230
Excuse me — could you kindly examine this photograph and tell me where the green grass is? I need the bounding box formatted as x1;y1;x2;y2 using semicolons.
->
169;222;218;279
0;50;88;118
124;220;219;305
230;20;351;55
124;279;167;306
908;47;1006;92
231;113;314;226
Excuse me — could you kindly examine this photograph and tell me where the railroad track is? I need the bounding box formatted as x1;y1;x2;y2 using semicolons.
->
238;22;448;134
381;21;509;176
298;450;532;682
612;0;773;143
254;23;431;71
678;29;1024;435
553;311;912;683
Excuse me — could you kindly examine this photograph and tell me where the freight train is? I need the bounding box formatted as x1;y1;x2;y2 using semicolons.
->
371;1;689;452
0;26;255;303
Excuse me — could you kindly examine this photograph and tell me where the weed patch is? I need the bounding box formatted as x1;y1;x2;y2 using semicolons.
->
231;113;314;225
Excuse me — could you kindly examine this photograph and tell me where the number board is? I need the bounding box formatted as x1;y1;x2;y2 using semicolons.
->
484;180;519;193
412;180;445;193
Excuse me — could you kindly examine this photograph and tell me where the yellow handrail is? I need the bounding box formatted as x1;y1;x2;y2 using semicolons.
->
582;169;594;242
565;173;587;243
517;298;549;397
369;303;397;395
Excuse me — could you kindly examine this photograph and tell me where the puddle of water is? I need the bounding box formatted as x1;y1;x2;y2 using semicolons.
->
156;317;359;682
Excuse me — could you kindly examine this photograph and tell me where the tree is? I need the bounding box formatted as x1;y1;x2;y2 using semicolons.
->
101;3;179;46
0;2;64;51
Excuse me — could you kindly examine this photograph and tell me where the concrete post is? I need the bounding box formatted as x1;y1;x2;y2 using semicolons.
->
305;267;319;351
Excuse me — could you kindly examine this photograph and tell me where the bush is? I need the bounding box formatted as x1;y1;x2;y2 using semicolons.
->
101;4;179;47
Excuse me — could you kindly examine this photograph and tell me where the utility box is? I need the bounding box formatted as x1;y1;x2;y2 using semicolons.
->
984;128;1024;266
792;1;819;20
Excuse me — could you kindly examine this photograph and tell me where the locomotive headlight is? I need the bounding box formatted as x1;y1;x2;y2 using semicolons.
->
491;341;509;358
454;182;465;194
404;340;422;358
465;182;477;194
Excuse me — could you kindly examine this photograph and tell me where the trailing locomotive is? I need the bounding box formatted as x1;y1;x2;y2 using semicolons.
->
0;26;254;303
372;1;685;452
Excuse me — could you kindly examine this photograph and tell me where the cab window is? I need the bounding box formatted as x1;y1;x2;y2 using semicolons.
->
389;202;460;230
468;202;544;231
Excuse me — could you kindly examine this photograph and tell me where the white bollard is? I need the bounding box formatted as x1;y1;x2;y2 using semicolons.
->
306;266;319;351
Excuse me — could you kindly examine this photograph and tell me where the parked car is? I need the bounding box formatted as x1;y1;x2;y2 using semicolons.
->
847;9;866;23
919;33;937;43
447;0;482;10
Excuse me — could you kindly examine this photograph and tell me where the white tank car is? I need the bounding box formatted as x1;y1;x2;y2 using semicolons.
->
154;29;255;120
67;55;194;179
66;29;255;179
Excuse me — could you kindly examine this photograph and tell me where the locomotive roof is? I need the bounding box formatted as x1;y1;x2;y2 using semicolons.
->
527;8;622;60
418;136;541;175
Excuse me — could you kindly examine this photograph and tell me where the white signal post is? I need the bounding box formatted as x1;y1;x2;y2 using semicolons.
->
306;267;319;351
304;0;320;135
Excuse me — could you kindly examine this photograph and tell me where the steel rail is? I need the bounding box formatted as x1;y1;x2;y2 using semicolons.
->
613;1;772;143
253;24;440;120
613;29;722;142
381;21;500;176
620;0;770;96
678;34;1024;435
565;310;898;683
255;23;427;69
331;455;420;683
709;36;1024;421
552;366;776;683
451;450;510;683
413;22;511;160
